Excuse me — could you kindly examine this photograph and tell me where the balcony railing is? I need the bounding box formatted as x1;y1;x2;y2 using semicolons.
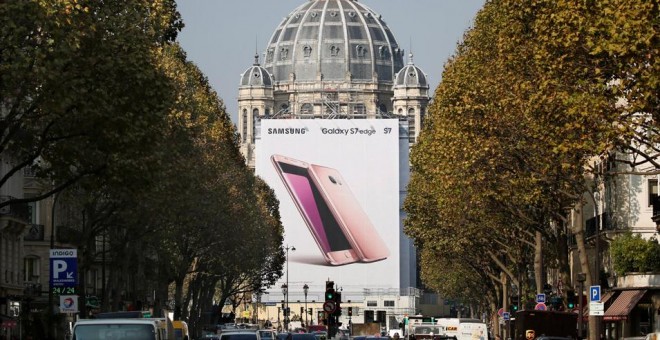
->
651;198;660;227
568;212;616;247
0;195;30;221
24;224;45;241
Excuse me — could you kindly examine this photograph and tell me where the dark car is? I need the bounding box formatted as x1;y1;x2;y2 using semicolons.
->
277;333;318;340
259;329;277;340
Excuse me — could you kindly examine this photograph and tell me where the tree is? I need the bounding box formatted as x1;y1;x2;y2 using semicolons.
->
0;0;178;206
610;232;660;275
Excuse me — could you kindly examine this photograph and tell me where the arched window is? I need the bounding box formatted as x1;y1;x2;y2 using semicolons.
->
408;108;415;115
23;256;41;283
398;108;403;115
356;45;367;58
242;109;248;142
301;103;313;114
303;45;312;58
379;104;388;113
330;45;340;57
252;109;259;143
408;115;416;144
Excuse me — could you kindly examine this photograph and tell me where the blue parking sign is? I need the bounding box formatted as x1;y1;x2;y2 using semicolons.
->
49;249;78;287
590;286;601;302
536;293;546;303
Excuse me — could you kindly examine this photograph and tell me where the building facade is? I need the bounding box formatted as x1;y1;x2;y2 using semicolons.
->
238;0;430;168
236;0;431;330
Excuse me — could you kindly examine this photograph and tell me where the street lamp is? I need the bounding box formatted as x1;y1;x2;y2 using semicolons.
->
577;272;587;339
303;284;309;327
281;284;288;331
283;245;295;331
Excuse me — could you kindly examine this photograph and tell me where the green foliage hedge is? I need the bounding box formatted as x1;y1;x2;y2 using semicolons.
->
610;232;660;275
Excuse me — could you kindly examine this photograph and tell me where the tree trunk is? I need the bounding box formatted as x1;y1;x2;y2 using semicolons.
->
534;231;543;293
174;276;184;320
572;209;594;339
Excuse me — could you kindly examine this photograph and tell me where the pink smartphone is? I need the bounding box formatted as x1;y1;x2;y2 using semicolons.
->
308;164;389;262
271;155;360;265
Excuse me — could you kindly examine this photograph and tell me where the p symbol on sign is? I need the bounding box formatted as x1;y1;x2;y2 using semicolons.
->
590;286;601;302
53;260;67;279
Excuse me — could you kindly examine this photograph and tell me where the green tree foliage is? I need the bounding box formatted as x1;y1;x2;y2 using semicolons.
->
0;0;179;203
610;232;660;275
13;2;286;334
404;0;658;321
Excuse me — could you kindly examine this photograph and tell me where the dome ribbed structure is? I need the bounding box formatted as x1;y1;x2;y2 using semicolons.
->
263;0;404;83
240;54;273;87
394;54;428;88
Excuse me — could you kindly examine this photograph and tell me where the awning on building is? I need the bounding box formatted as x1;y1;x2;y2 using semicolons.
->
603;289;646;321
581;291;615;320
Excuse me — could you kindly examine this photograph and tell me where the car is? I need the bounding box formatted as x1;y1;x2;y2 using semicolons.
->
312;331;327;340
221;330;261;340
259;329;277;340
277;332;318;340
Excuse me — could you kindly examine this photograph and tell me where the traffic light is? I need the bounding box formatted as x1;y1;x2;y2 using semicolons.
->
308;308;313;315
325;281;335;301
566;290;576;309
333;291;342;316
348;307;353;316
300;306;304;316
511;295;519;311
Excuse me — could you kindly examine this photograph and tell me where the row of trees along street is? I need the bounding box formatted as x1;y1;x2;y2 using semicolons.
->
1;0;284;338
403;0;658;339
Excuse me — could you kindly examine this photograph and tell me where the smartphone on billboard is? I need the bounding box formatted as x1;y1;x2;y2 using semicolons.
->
309;164;390;262
271;155;360;266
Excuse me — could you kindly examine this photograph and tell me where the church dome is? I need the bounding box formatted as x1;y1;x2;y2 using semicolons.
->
394;54;428;88
240;54;273;87
263;0;405;83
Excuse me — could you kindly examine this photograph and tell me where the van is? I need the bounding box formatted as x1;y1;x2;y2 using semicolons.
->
72;318;165;339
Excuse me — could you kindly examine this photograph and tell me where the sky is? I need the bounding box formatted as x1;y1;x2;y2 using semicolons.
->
175;0;486;124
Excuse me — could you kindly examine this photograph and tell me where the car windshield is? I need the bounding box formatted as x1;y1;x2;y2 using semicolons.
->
74;324;156;340
221;334;258;340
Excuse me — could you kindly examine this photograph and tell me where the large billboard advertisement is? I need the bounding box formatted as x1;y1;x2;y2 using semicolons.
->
256;119;400;295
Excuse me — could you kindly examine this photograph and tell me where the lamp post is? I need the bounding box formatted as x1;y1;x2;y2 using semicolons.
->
303;284;309;327
577;273;586;339
47;190;61;339
283;245;295;331
281;284;288;331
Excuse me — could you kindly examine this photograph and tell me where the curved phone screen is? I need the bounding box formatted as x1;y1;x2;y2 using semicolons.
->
277;162;351;252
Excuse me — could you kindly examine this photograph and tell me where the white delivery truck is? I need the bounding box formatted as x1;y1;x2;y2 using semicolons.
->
435;318;488;340
72;318;167;340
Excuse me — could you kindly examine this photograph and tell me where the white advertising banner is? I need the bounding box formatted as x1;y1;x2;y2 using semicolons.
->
256;119;400;295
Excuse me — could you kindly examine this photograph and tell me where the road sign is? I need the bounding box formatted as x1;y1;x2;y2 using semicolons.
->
590;285;601;302
59;295;79;313
589;302;604;316
49;249;78;288
497;308;504;317
323;301;337;313
535;303;547;311
503;312;510;320
536;293;546;303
